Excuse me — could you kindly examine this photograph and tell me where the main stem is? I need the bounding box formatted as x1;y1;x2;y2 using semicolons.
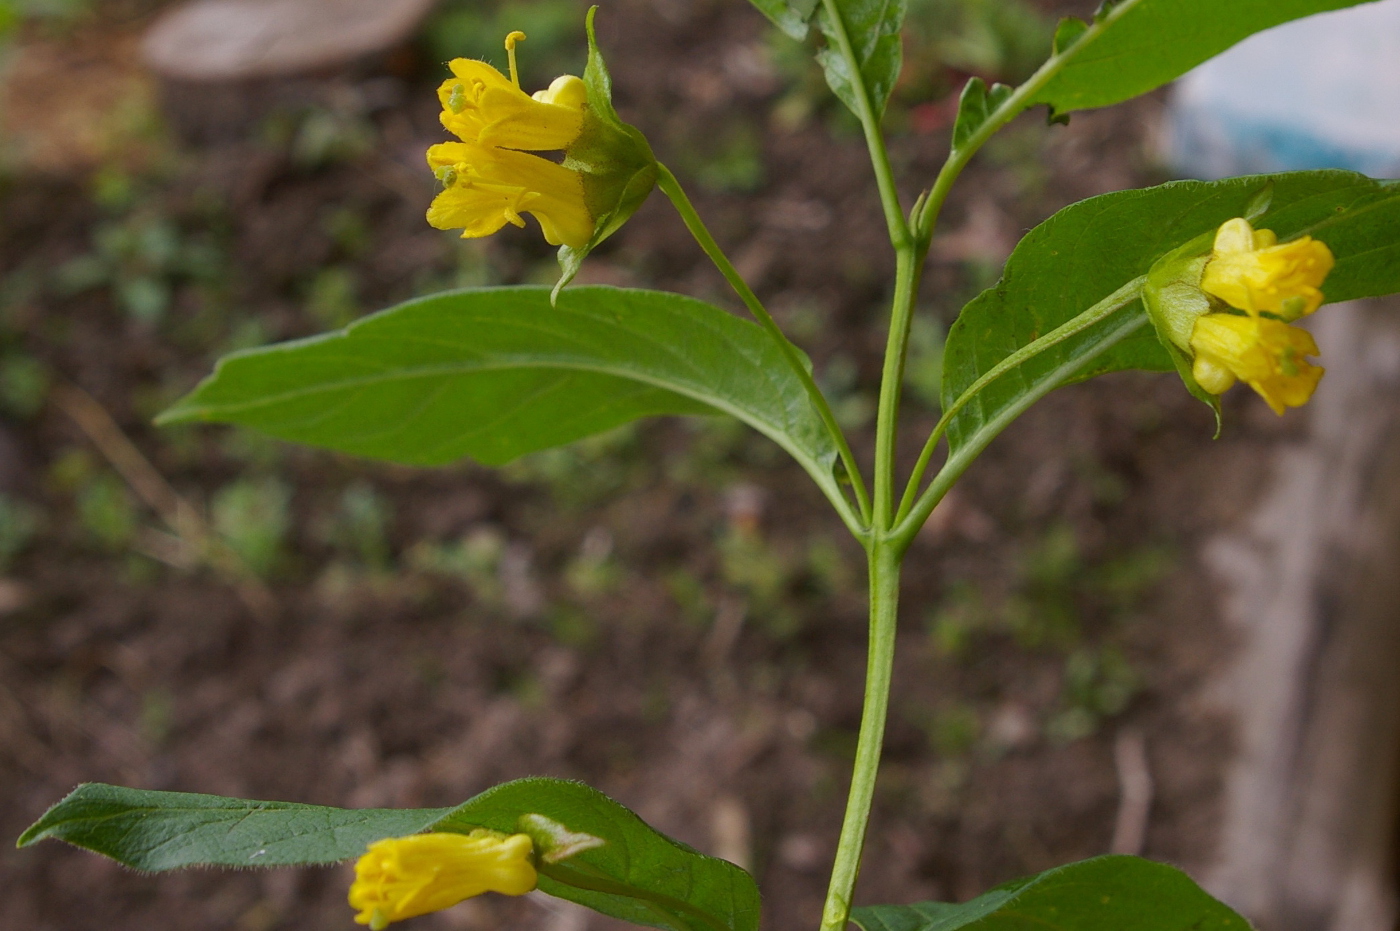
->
820;541;901;931
812;0;926;922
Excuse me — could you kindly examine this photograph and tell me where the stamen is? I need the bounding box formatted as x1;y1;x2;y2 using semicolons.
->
504;31;527;88
446;83;467;113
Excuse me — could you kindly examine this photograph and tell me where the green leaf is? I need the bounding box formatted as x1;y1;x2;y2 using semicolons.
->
850;855;1249;931
941;170;1400;454
747;0;819;40
159;285;841;503
434;778;760;931
18;779;760;931
1031;0;1383;118
16;783;451;869
815;0;907;117
1050;16;1088;56
952;78;1014;153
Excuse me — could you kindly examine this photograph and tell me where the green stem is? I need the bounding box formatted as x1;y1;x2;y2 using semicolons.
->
656;164;872;530
808;2;931;926
894;277;1146;525
911;2;1138;241
816;0;912;251
873;250;921;526
819;541;901;931
893;311;1150;547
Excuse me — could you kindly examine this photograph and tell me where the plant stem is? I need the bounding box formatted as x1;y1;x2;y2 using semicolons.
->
819;540;901;931
816;0;911;251
873;250;921;525
911;0;1143;241
893;311;1151;548
808;1;932;925
656;164;872;529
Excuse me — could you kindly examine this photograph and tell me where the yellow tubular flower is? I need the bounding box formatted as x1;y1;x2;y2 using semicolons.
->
1190;312;1324;414
348;831;537;930
426;141;593;248
1200;217;1335;318
437;59;585;151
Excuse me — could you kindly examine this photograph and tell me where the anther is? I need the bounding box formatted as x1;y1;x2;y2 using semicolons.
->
504;31;527;88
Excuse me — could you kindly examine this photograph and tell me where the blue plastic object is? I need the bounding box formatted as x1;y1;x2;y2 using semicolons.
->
1167;0;1400;179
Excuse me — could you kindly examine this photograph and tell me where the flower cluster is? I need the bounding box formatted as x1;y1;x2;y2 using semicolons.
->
426;33;594;248
348;830;538;930
1187;217;1335;414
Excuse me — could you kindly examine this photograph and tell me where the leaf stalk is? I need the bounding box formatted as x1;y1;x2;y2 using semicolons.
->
657;164;872;533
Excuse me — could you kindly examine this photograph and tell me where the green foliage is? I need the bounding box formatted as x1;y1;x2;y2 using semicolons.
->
17;783;451;869
681;124;766;194
1004;523;1081;650
53;211;224;326
0;0;90;35
19;779;761;931
1031;0;1384;118
306;266;360;329
851;856;1249;930
0;349;50;417
436;779;761;931
926;702;980;757
952;78;1014;154
407;524;506;603
747;0;821;41
941;171;1400;457
0;491;39;570
815;0;908;117
914;0;1051;83
328;480;393;570
211;477;291;578
158;285;843;509
1047;646;1139;743
903;316;945;409
77;474;136;551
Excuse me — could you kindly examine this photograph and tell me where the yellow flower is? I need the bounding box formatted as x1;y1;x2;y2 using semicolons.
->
426;141;593;248
348;831;537;930
436;34;585;152
427;32;595;249
1190;312;1323;414
1200;217;1335;319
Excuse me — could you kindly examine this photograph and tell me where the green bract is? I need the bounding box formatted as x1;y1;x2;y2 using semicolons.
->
556;6;659;299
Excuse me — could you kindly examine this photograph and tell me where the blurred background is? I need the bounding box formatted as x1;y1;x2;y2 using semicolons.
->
1;0;1398;929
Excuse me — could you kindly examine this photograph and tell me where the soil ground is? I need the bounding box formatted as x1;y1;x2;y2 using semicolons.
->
0;0;1303;928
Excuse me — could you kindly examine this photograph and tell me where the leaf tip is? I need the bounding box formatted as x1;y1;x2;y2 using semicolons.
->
152;403;196;427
